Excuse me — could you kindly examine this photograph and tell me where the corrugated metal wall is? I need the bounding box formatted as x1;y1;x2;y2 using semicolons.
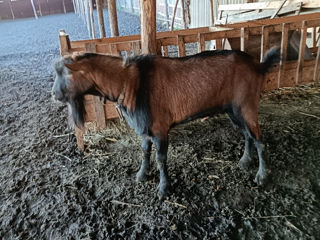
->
189;0;211;28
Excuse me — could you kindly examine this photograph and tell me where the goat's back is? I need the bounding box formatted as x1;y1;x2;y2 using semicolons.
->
147;51;264;124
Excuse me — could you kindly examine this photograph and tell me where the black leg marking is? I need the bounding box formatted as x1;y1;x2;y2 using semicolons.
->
238;130;254;170
136;136;152;182
151;137;169;201
227;109;254;169
253;139;267;185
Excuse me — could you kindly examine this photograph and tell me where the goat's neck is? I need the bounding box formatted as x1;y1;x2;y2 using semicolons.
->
91;58;139;111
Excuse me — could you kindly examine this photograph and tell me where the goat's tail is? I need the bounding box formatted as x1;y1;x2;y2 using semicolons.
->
262;47;281;74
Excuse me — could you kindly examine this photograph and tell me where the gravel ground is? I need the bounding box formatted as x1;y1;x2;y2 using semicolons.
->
1;11;320;240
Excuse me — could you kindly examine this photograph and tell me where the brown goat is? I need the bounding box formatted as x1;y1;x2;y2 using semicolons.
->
52;48;280;200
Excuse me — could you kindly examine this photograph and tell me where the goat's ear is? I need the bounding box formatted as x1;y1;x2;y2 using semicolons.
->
65;62;84;72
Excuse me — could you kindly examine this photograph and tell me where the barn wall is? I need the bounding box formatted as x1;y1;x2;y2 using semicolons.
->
0;0;74;20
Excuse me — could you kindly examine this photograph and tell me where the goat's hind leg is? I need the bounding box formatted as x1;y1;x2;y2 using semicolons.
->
241;109;267;185
227;110;254;170
151;136;169;201
136;136;152;182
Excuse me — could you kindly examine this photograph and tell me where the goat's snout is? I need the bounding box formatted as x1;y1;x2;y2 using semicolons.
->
52;89;66;102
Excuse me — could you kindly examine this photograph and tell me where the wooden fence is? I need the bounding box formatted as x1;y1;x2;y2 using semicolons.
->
59;13;320;149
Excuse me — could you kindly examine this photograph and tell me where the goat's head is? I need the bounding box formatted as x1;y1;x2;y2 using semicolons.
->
52;55;94;128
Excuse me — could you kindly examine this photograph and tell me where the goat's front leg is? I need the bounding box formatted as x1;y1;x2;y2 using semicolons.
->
152;137;169;201
136;136;152;182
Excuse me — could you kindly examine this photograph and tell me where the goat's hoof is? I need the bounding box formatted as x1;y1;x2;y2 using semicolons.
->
157;182;169;201
238;155;252;171
254;170;267;185
136;170;148;182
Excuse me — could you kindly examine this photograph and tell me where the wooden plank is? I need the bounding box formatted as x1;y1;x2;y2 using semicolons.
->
218;3;304;25
59;30;71;56
270;0;288;19
219;12;320;28
240;27;249;52
313;45;320;81
140;0;157;54
278;23;289;88
197;33;206;53
296;20;307;84
177;35;186;57
219;0;320;12
260;26;270;62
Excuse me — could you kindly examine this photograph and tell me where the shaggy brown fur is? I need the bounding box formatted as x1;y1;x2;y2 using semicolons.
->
52;48;280;200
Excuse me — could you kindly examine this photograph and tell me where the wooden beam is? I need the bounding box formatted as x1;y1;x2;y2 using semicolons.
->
140;0;157;54
296;21;307;84
96;0;106;38
108;0;119;37
278;23;289;88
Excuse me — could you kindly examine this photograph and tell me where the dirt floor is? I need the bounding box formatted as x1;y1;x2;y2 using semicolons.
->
1;13;320;240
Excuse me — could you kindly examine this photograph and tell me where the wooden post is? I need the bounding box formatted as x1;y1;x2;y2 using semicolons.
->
62;0;67;14
108;0;119;37
140;0;157;55
240;27;248;52
96;0;106;38
8;0;15;20
84;0;92;38
89;0;96;39
296;21;307;84
209;0;215;25
181;0;187;29
37;0;43;16
197;33;205;52
30;0;38;19
59;30;71;56
260;26;270;62
278;23;289;88
177;35;186;57
171;0;179;31
314;45;320;82
164;0;170;29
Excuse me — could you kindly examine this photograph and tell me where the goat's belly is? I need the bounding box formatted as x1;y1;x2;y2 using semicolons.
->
173;104;233;126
